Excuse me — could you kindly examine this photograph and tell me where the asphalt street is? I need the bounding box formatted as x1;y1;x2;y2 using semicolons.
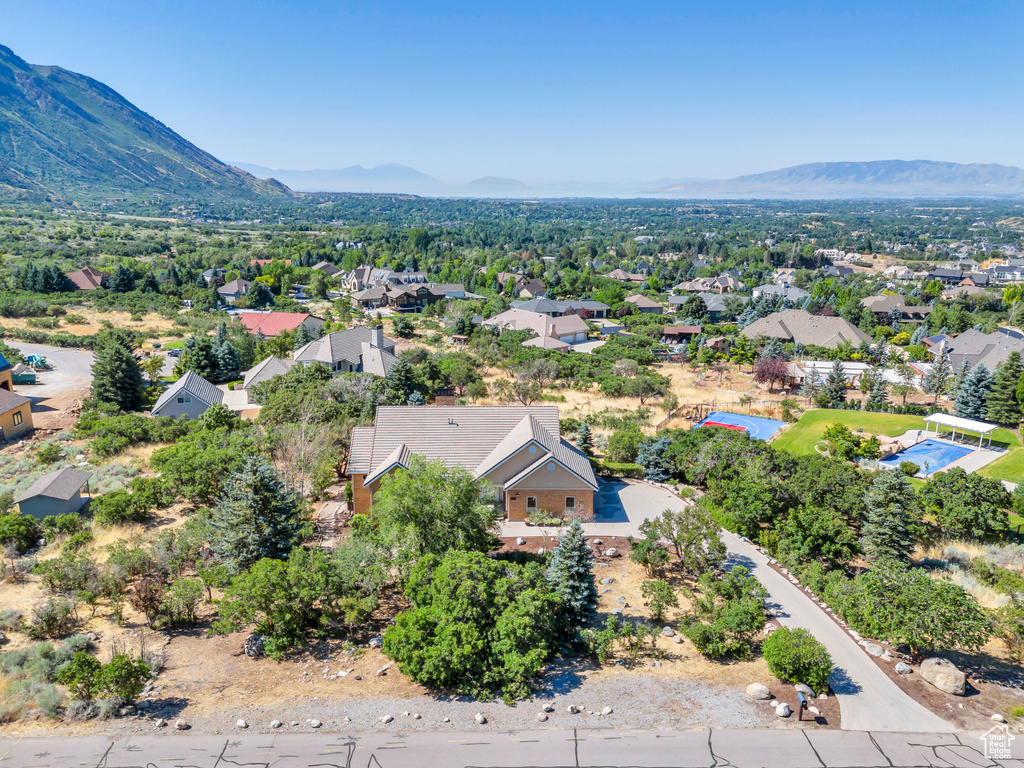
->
7;342;94;399
0;727;1018;767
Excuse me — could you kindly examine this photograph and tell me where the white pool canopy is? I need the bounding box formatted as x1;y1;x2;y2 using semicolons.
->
923;413;997;447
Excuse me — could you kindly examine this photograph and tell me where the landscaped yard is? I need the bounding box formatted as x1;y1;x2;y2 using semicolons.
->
773;409;1023;484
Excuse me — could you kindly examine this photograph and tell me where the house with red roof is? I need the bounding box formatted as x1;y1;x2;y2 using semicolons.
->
235;311;325;337
67;266;108;291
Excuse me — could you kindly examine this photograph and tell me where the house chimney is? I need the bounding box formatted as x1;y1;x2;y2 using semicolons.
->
370;325;384;349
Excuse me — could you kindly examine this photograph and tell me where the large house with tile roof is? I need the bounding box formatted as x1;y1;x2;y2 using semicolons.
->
347;406;598;520
294;326;398;376
236;311;326;337
740;309;870;349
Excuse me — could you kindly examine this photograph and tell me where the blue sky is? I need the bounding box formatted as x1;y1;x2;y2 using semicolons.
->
5;1;1023;183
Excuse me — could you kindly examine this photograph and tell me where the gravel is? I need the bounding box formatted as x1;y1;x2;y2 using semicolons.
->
93;673;777;735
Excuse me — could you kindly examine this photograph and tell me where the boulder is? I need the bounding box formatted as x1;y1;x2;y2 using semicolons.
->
243;634;265;658
895;662;913;675
308;719;322;728
174;719;188;730
661;627;675;637
136;700;151;710
368;635;383;648
794;683;814;697
380;715;394;724
537;548;546;555
270;720;282;728
920;658;966;695
770;700;779;708
542;704;554;712
236;719;248;729
155;718;168;728
863;642;885;657
992;714;1007;723
412;713;421;720
604;548;620;558
672;635;684;644
567;705;580;714
516;537;526;545
536;712;549;722
746;683;772;700
474;713;487;725
600;577;615;586
602;706;613;715
808;706;821;717
593;539;603;545
775;703;791;717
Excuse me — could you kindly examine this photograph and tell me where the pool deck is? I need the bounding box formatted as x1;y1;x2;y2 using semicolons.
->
890;429;1004;477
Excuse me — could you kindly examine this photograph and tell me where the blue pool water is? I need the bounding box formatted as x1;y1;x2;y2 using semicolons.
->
878;439;973;475
694;411;787;442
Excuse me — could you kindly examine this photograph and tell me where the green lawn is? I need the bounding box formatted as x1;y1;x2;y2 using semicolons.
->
160;339;185;350
773;409;1023;485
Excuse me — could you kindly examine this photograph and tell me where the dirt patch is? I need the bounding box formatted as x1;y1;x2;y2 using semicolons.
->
26;387;88;431
3;310;178;340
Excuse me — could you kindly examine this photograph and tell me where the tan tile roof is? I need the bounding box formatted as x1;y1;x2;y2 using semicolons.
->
740;309;870;349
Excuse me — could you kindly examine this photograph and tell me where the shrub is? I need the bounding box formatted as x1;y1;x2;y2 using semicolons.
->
0;512;41;554
898;461;920;476
763;627;833;694
63;530;93;552
54;651;149;702
36;444;62;465
26;597;77;640
683;566;767;658
641;579;678;622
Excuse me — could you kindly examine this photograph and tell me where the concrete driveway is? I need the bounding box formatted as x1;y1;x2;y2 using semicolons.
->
505;479;955;734
7;342;94;398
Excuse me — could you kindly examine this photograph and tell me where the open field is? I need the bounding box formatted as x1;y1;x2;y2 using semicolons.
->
773;409;1024;484
0;309;179;338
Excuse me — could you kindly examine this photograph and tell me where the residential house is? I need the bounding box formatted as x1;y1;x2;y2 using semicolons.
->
605;269;647;283
0;388;32;441
821;265;854;279
934;327;1024;372
927;268;964;285
860;295;932;323
959;273;992;287
294;326;399;376
241;356;296;392
511;298;609;319
518;279;547;298
66;266;108;291
347;405;599;520
151;371;223;420
662;325;701;343
752;284;810;302
740;309;871;349
311;261;342;278
883;265;915;280
941;285;991;300
624;294;663;314
217;278;251;304
0;353;12;391
667;292;745;323
486;309;590;351
773;268;797;285
705;336;731;354
236;311;326;337
15;468;92;519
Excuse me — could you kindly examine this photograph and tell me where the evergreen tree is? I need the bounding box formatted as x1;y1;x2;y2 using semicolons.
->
576;422;593;455
247;281;274;307
921;351;953;403
208;456;302;572
861;471;920;563
864;374;890;412
636;437;671;482
90;333;143;411
384;357;421;405
213;340;242;383
545;520;598;635
954;364;993;421
822;360;848;406
986;351;1023;426
174;336;217;379
407;391;426;405
293;324;313;350
763;337;786;360
909;325;927;346
108;265;136;293
799;367;822;402
140;273;160;293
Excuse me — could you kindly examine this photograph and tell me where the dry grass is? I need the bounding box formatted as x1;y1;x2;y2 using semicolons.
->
2;309;178;338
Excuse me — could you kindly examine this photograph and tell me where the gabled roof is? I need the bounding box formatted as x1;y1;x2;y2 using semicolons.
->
218;278;251;295
242;356;296;389
67;266;107;290
16;468;92;503
740;309;871;349
0;388;31;414
152;371;223;414
624;294;662;308
349;406;597;491
294;327;398;374
236;312;323;337
312;261;342;276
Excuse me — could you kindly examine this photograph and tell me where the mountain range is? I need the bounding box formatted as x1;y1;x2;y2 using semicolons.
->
0;44;291;203
2;43;1024;203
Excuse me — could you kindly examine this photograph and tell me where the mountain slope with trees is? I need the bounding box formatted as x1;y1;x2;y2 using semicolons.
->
0;44;294;203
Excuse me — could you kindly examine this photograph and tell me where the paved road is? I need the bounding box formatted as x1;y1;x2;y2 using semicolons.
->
0;728;1017;767
7;342;93;399
505;480;955;734
723;532;954;734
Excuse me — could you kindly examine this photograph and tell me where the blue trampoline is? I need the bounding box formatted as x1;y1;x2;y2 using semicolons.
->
878;439;973;476
694;411;787;442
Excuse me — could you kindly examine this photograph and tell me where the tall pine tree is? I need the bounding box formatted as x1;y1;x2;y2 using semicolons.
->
209;456;302;572
986;351;1023;426
864;374;890;412
822;360;848;406
90;331;143;411
545;520;598;635
861;471;920;563
921;351;953;403
575;423;593;455
955;364;993;421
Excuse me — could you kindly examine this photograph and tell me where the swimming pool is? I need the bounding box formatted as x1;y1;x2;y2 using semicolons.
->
694;411;787;442
878;439;973;475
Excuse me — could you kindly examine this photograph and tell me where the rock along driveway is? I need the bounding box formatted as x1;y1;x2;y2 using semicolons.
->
503;479;956;733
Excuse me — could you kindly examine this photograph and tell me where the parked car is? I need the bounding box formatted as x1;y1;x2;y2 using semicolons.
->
167;348;182;358
152;342;162;349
